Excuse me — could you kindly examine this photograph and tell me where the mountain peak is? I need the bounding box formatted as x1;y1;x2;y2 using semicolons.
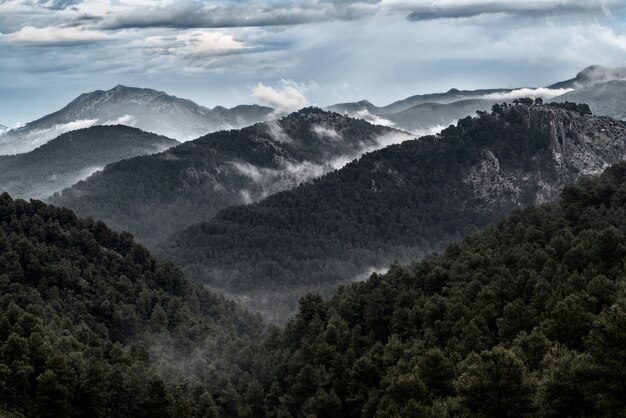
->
576;65;626;82
549;65;626;89
288;106;331;117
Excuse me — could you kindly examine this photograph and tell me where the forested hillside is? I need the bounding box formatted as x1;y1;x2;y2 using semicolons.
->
0;194;262;417
159;100;626;320
0;125;177;199
51;109;405;245
244;162;626;417
3;147;626;418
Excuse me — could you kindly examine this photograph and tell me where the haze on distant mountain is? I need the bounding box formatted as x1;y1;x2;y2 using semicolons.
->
548;65;626;89
328;66;626;134
50;109;411;246
0;85;273;155
553;80;626;122
157;101;626;322
0;125;178;200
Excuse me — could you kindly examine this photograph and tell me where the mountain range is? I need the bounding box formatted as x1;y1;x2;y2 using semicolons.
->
3;65;625;159
0;125;178;200
547;64;626;89
0;85;273;155
2;65;626;322
553;80;626;121
157;101;626;321
328;65;626;134
3;63;626;417
50;109;409;245
3;150;626;417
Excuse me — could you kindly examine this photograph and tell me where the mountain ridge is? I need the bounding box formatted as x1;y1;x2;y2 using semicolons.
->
157;100;626;321
0;124;178;200
0;85;274;155
50;108;409;245
548;65;626;89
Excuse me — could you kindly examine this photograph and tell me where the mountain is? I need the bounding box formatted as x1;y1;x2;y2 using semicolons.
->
385;98;497;133
328;88;510;116
0;85;274;155
157;101;626;322
0;193;262;417
548;65;626;89
328;66;626;134
327;89;510;132
0;125;9;135
3;155;626;418
50;108;409;245
0;125;178;200
552;80;626;121
245;162;626;417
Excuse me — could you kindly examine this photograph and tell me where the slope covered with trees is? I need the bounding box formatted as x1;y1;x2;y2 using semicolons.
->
159;100;626;320
51;109;404;245
245;162;626;417
0;194;263;417
0;125;178;200
3;147;626;418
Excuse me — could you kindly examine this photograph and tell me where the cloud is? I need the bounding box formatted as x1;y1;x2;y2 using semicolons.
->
25;119;98;140
253;82;308;113
6;26;106;45
101;1;374;30
142;31;248;59
312;125;342;140
353;109;395;127
40;0;83;10
229;130;413;201
405;0;615;21
0;118;99;154
101;114;137;126
481;87;574;101
265;120;293;143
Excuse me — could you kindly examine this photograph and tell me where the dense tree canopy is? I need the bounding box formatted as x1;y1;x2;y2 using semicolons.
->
3;160;626;417
159;101;626;320
0;193;262;417
51;109;398;245
244;162;626;417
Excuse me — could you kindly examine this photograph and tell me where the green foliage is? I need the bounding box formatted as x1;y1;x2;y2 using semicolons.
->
243;163;626;416
51;109;396;245
0;193;262;417
160;101;618;320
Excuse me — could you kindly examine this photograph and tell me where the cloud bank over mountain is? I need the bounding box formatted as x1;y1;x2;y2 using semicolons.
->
1;0;625;126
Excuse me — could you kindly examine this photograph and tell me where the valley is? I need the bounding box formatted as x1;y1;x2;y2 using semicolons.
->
1;21;626;414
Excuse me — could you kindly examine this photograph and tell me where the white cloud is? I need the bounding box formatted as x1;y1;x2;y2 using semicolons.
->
101;114;138;126
482;87;574;101
353;109;396;127
143;31;247;59
265;120;293;143
253;82;308;113
6;26;106;45
312;125;342;140
26;119;98;140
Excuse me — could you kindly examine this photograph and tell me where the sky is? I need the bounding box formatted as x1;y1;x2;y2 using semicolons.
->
1;0;626;127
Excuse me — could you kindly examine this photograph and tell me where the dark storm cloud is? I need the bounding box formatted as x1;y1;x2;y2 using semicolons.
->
407;0;616;21
100;0;373;30
39;0;83;10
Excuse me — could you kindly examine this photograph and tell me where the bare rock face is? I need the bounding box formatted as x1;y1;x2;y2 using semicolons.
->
464;104;626;208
